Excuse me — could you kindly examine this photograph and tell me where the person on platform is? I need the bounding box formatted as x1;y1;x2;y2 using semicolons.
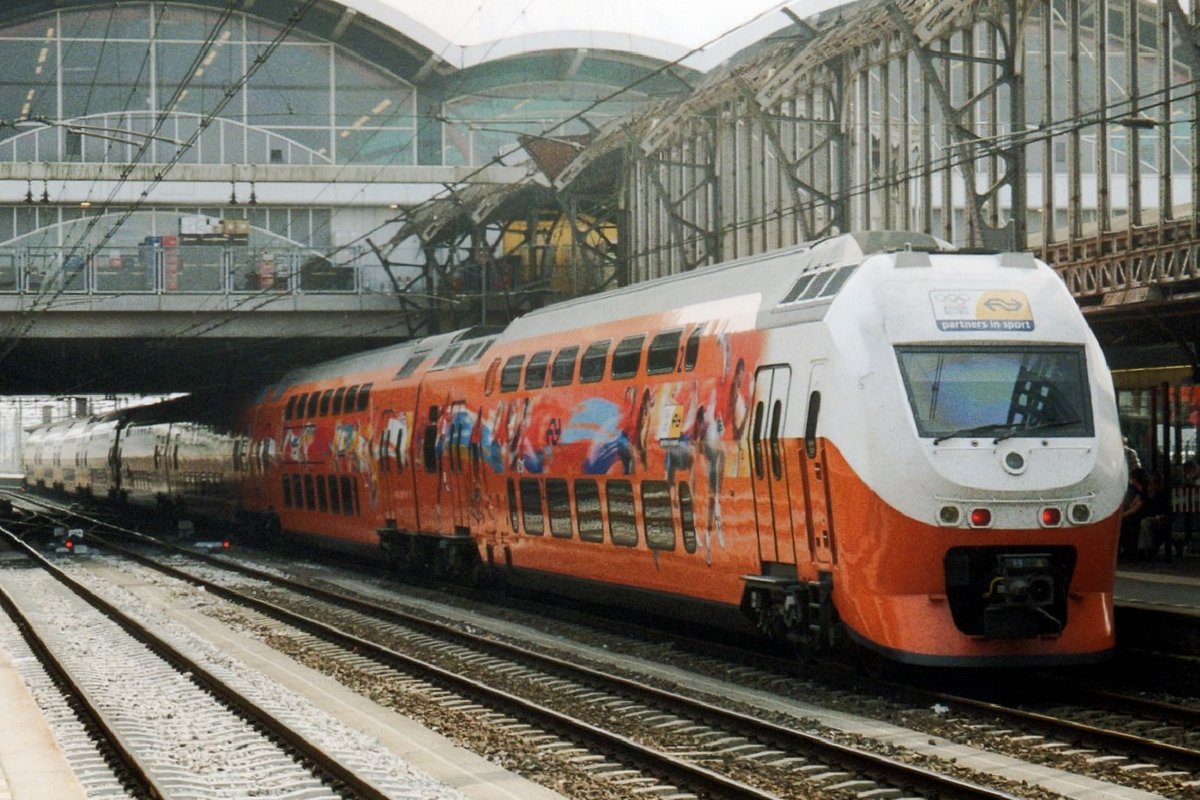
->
1120;467;1148;560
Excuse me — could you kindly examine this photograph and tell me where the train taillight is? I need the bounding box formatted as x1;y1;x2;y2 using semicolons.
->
63;537;74;550
1040;507;1062;527
222;540;231;550
969;508;992;528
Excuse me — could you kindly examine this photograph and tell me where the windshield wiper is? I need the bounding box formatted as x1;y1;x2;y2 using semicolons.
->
991;418;1083;444
931;422;1014;445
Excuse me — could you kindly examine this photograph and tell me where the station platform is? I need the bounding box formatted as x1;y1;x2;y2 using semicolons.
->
1114;552;1200;615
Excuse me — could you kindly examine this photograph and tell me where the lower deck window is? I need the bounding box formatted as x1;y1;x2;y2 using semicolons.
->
642;480;676;550
575;479;604;542
520;478;544;535
546;478;572;538
606;480;638;546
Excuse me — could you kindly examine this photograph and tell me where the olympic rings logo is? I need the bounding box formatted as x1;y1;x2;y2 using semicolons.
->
931;292;970;304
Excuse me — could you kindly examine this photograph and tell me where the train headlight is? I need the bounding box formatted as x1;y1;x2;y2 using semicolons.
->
1068;503;1092;524
969;507;993;528
1040;507;1062;527
938;505;961;526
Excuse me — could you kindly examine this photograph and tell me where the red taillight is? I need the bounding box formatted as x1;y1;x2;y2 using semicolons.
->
64;538;74;550
221;540;231;550
969;508;992;527
1041;507;1062;526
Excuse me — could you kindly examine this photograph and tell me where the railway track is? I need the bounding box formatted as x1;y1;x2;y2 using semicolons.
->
60;530;1027;800
0;524;407;800
8;491;1198;798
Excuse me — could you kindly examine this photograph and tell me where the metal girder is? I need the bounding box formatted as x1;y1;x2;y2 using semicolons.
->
885;0;1028;250
733;79;844;241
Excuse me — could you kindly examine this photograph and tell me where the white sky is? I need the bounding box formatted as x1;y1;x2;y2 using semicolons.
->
350;0;848;70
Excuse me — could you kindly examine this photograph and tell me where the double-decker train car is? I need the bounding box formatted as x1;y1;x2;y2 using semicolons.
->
25;232;1125;666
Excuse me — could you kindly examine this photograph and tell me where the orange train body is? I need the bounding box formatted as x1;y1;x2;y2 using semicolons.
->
25;232;1124;667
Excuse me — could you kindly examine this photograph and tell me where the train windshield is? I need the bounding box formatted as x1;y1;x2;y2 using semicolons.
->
895;346;1093;441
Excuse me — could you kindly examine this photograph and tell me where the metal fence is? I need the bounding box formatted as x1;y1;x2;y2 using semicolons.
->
0;245;369;296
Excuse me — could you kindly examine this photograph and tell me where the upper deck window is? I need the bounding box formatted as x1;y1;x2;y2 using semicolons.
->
395;354;425;379
647;330;682;375
433;345;461;369
611;335;645;380
551;346;578;386
357;384;372;411
895;346;1094;441
579;341;610;383
525;351;551;390
500;355;525;393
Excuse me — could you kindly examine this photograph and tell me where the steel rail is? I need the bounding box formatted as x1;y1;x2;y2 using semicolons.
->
78;524;1021;800
0;525;392;800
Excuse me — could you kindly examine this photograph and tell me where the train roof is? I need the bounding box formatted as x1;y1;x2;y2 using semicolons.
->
499;231;955;340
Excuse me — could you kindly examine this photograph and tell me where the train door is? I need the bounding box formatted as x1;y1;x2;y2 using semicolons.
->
750;366;797;566
801;362;837;565
443;400;471;532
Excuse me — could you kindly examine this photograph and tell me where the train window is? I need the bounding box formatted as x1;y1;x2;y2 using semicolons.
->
805;391;821;459
684;328;702;371
340;476;355;515
574;479;604;542
546;478;572;538
500;355;525;393
679;482;697;553
642;481;676;550
319;390;333;416
282;476;293;508
423;406;439;472
579;340;610;383
484;358;501;396
519;478;544;535
781;273;817;303
798;270;835;301
433;345;461;369
305;392;319;418
752;401;765;479
395;354;425;379
303;474;316;510
291;475;302;507
525;351;551;390
285;396;298;420
611;335;645;380
344;385;358;411
316;476;328;512
357;384;372;411
606;481;638;546
647;330;682;375
770;399;784;480
332;387;346;415
378;426;391;472
327;475;341;514
507;478;519;532
819;266;856;297
551;346;578;386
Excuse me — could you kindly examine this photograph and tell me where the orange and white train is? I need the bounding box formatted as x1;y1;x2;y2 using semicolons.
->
24;231;1126;667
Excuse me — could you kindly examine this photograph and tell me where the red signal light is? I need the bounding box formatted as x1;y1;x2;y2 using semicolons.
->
221;540;231;550
1041;507;1062;526
969;508;992;527
64;538;74;550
